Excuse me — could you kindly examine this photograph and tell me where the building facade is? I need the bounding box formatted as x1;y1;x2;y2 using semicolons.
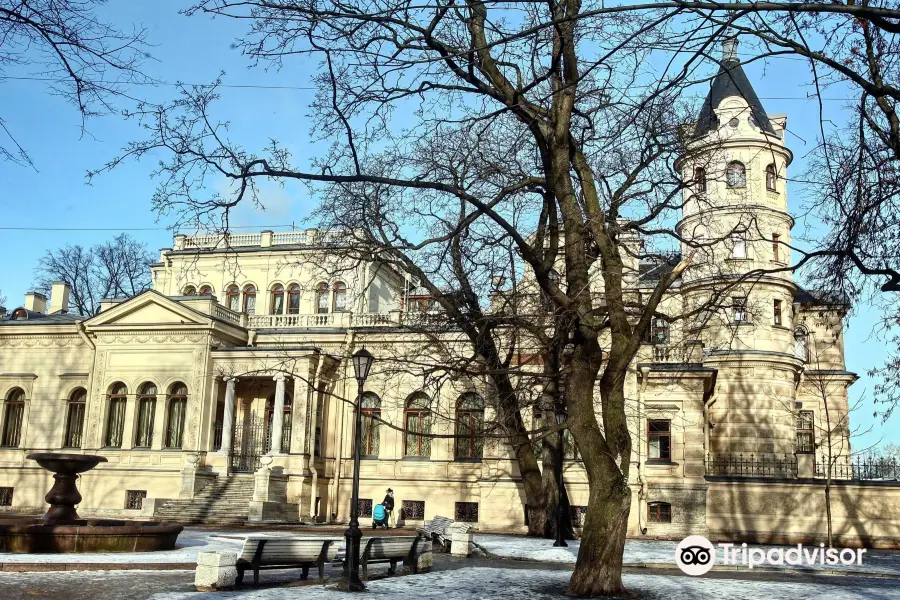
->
1;46;898;546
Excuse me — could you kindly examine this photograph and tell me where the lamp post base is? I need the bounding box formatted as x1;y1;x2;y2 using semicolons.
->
342;521;365;591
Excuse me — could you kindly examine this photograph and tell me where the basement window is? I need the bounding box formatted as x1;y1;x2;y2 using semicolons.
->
125;490;147;510
648;502;672;523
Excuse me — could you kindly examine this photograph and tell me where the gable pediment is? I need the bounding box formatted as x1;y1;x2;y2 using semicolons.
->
85;291;210;329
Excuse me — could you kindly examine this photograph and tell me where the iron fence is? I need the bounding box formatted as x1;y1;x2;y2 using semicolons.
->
816;456;900;481
705;453;798;478
211;415;292;472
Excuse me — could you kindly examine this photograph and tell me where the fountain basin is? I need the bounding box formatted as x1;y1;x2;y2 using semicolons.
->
0;518;184;553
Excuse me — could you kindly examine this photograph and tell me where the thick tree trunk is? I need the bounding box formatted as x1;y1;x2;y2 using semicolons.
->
541;413;575;539
568;483;631;596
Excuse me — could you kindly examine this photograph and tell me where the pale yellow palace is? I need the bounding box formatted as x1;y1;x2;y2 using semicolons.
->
1;46;899;547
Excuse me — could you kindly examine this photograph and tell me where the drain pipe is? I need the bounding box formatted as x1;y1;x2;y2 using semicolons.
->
308;354;327;521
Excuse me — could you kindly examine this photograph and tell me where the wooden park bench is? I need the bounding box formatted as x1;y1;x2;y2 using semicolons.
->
236;537;340;585
359;535;422;579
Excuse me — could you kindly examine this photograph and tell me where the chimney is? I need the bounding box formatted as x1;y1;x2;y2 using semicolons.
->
49;281;71;314
722;37;739;63
0;306;7;318
25;291;48;314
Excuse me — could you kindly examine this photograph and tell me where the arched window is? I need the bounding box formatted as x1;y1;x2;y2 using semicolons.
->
648;501;672;523
333;281;348;312
64;388;87;448
726;161;746;188
315;282;330;314
242;285;257;315
270;285;285;315
226;285;240;312
183;285;197;296
404;393;432;457
1;388;25;448
288;284;301;315
765;163;777;192
361;392;382;457
694;167;707;193
455;393;485;459
794;327;809;363
265;392;293;453
105;382;128;447
134;382;157;448
199;285;213;296
165;382;188;449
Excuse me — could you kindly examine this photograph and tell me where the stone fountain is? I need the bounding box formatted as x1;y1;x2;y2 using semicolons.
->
0;453;183;553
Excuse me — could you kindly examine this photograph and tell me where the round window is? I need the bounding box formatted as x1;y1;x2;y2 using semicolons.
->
728;117;740;128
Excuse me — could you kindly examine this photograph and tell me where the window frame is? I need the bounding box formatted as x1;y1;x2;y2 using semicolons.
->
226;286;240;312
773;299;783;326
404;393;432;458
165;382;188;449
647;419;672;462
332;281;348;312
105;383;128;448
731;232;747;259
270;284;285;315
183;285;197;296
287;284;301;314
361;392;381;457
647;501;672;523
199;285;213;296
732;296;749;324
765;163;777;192
694;166;707;193
772;233;782;263
454;393;485;460
134;382;157;449
315;282;330;314
796;410;815;453
63;387;87;449
726;161;747;188
1;388;26;448
242;285;257;315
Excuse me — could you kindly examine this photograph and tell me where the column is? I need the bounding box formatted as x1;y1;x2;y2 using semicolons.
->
270;373;286;455
219;378;236;455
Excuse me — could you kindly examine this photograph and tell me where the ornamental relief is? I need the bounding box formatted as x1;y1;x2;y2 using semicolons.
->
0;336;85;348
93;332;209;345
87;350;108;447
186;348;207;450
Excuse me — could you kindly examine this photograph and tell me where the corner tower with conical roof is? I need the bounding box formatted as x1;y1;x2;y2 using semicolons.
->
676;38;801;458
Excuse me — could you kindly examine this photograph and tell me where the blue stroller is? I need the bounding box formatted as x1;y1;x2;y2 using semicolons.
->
372;503;389;529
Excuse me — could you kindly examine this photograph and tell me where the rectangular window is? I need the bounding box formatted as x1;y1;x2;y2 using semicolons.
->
774;299;783;326
648;502;672;523
455;501;479;523
125;490;147;510
105;398;127;447
731;233;747;259
796;411;814;453
772;234;781;262
648;419;671;462
0;487;12;506
401;500;426;520
405;411;432;457
733;297;748;324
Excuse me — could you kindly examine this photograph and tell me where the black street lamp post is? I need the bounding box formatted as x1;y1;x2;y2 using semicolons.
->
344;347;374;591
553;407;568;548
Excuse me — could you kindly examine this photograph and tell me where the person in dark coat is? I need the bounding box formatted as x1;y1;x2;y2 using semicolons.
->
382;488;395;528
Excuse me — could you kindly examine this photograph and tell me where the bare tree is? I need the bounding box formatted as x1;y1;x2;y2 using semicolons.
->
33;233;154;315
0;0;150;168
96;2;854;595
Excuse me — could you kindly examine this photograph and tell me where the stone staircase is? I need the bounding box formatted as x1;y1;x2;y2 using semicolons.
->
153;475;255;525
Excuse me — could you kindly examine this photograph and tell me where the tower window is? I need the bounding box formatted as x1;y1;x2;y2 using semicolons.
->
694;167;706;193
731;232;747;259
726;161;746;188
766;164;777;192
774;299;783;326
733;297;749;324
772;233;782;263
796;410;814;453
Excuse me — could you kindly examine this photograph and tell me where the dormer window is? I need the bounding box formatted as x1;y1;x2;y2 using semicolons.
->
765;164;777;192
726;161;746;188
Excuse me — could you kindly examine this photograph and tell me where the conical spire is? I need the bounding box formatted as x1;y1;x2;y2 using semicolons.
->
694;38;775;136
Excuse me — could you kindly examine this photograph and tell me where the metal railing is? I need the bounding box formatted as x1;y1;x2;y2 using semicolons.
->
816;456;900;481
705;453;798;478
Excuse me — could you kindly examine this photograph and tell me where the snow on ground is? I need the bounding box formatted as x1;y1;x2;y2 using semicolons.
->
474;534;900;576
147;566;900;599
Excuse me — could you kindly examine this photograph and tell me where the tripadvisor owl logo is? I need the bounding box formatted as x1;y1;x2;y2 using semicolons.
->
675;535;716;576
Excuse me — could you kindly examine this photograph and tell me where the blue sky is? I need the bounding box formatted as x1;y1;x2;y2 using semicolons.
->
0;1;893;448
